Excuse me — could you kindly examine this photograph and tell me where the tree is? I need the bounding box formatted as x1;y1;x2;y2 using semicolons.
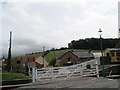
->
68;38;119;50
49;58;56;67
7;31;12;72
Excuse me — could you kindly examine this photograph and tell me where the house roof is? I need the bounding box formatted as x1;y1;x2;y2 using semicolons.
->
57;51;94;60
57;51;73;59
35;56;48;66
72;52;94;58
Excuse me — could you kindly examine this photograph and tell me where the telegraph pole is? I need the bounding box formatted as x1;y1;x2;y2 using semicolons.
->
7;31;12;72
43;46;45;68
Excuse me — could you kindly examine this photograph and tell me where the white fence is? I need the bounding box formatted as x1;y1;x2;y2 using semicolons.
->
32;59;100;82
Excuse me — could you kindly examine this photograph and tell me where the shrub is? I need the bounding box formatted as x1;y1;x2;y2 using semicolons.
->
49;58;56;67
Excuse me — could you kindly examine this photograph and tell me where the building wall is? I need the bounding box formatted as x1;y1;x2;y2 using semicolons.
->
11;56;27;72
56;52;78;67
11;55;47;72
56;51;95;67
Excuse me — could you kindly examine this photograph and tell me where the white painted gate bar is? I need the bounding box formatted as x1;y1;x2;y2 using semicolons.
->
32;59;100;82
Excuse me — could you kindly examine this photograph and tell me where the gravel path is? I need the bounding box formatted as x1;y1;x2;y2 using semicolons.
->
16;76;119;89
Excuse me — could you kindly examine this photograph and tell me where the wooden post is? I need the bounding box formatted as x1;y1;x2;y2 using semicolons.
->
35;68;37;81
96;60;99;77
80;64;83;76
32;67;35;82
28;68;31;76
51;68;53;77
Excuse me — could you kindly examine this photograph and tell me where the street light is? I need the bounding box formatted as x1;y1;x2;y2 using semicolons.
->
98;28;106;77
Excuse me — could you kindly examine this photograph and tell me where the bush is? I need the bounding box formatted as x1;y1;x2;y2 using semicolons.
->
42;50;50;57
49;58;56;67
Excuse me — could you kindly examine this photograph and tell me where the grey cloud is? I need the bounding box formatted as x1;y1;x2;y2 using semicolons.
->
2;38;51;57
13;38;50;54
1;1;119;57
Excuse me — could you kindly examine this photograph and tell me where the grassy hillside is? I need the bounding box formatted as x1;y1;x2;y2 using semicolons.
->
44;50;67;63
27;53;43;57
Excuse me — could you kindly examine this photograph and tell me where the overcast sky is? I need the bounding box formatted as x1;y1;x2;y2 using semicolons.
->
1;0;119;57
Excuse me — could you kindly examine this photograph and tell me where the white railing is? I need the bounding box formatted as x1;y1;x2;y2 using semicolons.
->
32;59;100;82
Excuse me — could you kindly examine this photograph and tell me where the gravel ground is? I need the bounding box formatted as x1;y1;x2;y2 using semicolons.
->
16;76;119;89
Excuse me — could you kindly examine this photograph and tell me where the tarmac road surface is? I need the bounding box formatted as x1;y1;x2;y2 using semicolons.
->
16;76;119;89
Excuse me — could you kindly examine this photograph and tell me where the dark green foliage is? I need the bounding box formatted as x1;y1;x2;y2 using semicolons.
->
49;58;56;67
115;38;120;48
7;50;11;72
50;47;68;51
68;38;119;50
7;31;12;72
42;50;50;57
100;56;111;65
44;50;50;56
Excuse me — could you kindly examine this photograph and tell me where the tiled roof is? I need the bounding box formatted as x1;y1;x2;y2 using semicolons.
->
72;52;94;58
57;51;72;59
35;56;48;66
57;51;94;59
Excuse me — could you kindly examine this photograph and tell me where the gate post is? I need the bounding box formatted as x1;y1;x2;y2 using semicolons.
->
32;67;35;82
28;68;31;76
95;60;99;77
35;68;37;81
80;64;83;76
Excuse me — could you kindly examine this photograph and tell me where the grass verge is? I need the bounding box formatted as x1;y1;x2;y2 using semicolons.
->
1;71;31;81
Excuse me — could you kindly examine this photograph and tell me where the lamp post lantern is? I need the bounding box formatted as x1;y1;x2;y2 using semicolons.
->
98;28;106;77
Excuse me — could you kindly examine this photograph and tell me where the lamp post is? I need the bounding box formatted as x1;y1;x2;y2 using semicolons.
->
98;29;106;77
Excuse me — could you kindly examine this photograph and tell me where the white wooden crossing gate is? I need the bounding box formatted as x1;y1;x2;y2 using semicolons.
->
32;59;100;82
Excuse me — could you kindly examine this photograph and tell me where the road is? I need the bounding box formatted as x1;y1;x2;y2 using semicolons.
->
16;76;119;89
